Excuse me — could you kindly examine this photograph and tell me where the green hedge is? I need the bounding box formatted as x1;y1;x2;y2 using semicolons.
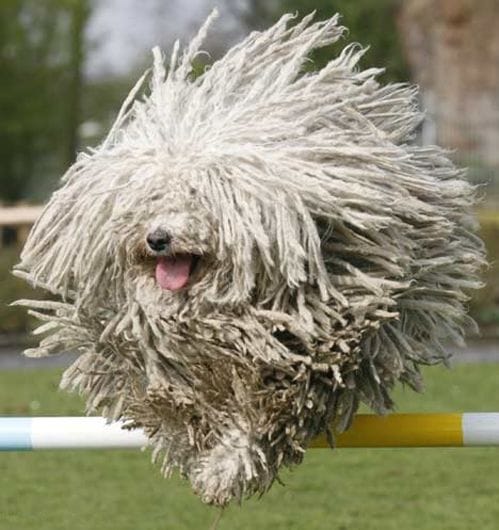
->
469;211;499;334
0;246;46;337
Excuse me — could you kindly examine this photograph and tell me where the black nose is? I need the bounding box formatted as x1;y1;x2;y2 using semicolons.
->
146;229;171;252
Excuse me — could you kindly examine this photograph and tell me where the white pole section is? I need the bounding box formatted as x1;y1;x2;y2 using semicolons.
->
462;413;499;446
0;417;148;451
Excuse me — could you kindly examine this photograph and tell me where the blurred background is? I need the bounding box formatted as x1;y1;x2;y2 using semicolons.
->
1;2;499;529
1;0;499;340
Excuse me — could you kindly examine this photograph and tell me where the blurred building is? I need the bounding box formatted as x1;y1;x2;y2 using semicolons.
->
398;0;499;175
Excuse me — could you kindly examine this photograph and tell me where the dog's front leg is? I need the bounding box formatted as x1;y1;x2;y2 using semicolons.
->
187;424;271;505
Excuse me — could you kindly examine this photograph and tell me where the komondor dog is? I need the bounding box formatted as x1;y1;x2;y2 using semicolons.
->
15;11;484;505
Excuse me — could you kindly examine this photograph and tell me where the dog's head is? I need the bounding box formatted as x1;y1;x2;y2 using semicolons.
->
21;13;393;320
18;156;335;317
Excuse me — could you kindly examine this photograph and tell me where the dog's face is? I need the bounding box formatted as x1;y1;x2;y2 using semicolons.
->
123;174;218;310
97;163;329;318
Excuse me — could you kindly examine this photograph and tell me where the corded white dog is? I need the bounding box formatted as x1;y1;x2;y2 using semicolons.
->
15;11;484;505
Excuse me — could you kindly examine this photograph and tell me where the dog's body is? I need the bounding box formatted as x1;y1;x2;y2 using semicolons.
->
16;12;484;505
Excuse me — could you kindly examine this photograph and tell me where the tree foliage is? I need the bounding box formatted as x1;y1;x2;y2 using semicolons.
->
0;0;89;203
0;0;408;203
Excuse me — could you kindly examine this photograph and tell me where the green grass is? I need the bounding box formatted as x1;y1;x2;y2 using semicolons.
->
0;365;499;529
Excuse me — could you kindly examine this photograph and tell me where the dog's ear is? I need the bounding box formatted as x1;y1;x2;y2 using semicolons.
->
15;153;127;305
200;172;331;304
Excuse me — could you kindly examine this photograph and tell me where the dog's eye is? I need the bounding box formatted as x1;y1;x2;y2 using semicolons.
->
151;193;162;201
189;187;197;197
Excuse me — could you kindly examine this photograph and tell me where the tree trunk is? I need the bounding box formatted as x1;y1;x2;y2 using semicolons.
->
67;0;90;166
398;0;499;167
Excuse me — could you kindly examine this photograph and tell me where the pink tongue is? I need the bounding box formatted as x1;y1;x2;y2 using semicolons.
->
155;255;192;291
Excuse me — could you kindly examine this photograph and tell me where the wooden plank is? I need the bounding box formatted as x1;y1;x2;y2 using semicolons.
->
0;205;44;227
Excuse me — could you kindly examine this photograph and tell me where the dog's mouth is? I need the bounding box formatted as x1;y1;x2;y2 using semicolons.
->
155;253;201;291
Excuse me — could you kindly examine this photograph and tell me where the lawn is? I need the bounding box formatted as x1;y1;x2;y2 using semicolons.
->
0;364;498;529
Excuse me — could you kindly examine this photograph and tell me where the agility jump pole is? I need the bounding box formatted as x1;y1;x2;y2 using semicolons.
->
1;413;499;451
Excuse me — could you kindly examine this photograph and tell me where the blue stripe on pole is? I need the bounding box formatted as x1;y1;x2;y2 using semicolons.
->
0;418;32;451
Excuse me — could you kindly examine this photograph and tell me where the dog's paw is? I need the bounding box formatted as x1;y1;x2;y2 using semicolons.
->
188;429;269;505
